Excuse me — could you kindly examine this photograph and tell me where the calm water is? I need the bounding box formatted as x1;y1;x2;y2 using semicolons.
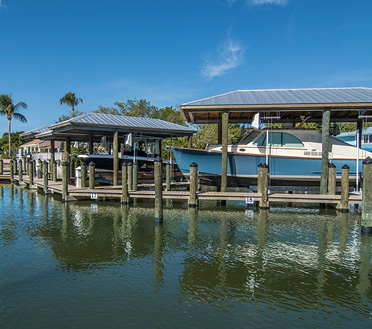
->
1;185;372;328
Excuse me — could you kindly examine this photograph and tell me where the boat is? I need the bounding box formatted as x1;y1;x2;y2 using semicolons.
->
336;127;372;152
172;129;372;187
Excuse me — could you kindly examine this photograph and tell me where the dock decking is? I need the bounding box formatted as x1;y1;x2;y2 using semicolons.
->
1;174;362;206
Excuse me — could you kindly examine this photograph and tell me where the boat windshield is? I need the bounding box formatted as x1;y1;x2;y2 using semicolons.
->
253;132;304;148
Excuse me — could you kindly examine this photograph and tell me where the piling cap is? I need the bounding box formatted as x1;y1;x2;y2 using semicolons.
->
62;161;69;167
133;161;137;165
342;164;350;170
258;163;263;168
122;162;127;167
43;160;48;164
88;161;95;166
80;161;86;166
190;162;198;167
262;163;269;169
328;163;336;168
155;156;162;163
127;162;133;167
363;156;372;165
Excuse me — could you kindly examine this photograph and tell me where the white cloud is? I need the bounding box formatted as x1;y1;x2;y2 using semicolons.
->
201;39;246;80
248;0;288;5
0;1;5;8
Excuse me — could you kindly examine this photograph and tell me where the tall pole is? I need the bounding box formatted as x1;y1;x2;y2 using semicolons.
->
113;131;119;186
320;109;330;194
221;111;229;193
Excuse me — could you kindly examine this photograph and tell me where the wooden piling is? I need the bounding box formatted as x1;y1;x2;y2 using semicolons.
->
257;163;263;195
43;161;48;194
339;164;349;212
128;162;133;191
328;163;336;195
121;162;128;205
113;131;119;186
10;159;14;181
37;159;42;179
259;164;269;209
13;159;17;174
81;161;86;188
52;160;57;182
18;159;23;182
221;111;229;193
189;162;198;208
133;162;138;191
166;162;171;191
361;157;372;234
320;109;330;194
29;160;34;186
62;161;68;201
0;159;3;175
89;162;95;189
154;156;163;223
70;158;75;180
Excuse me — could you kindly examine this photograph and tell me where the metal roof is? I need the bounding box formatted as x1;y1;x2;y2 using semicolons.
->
183;87;372;107
35;112;196;141
181;87;372;124
20;124;52;139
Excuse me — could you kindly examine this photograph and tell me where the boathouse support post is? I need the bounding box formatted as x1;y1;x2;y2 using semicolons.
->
320;109;331;194
113;131;119;186
340;164;350;212
154;156;163;223
89;162;95;190
361;157;372;234
70;158;75;180
128;162;133;191
189;162;198;208
33;160;36;178
221;111;229;193
62;162;68;201
18;159;23;182
50;140;55;165
188;136;193;148
52;160;57;182
10;159;14;181
133;162;138;191
121;162;128;205
37;159;42;179
259;164;269;209
64;138;71;183
89;134;94;155
328;163;336;195
0;159;3;174
80;161;86;188
43;161;49;194
166;163;171;191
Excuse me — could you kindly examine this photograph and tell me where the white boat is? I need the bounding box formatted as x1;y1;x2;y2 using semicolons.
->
336;127;372;152
172;129;372;187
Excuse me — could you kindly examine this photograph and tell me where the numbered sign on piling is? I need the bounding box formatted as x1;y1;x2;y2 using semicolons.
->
246;196;254;204
91;192;98;200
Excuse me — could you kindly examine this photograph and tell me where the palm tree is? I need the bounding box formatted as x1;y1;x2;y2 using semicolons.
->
59;92;83;117
0;93;27;158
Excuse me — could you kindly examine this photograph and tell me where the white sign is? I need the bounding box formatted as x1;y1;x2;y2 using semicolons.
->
91;192;98;200
246;196;254;204
245;210;254;218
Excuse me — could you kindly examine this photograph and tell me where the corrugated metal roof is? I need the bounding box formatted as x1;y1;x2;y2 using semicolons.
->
49;113;196;133
20;124;51;136
182;87;372;107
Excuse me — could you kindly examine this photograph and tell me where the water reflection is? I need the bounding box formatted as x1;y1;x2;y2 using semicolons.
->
1;187;372;327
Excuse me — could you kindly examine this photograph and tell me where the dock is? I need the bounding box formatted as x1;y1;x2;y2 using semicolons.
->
0;173;362;206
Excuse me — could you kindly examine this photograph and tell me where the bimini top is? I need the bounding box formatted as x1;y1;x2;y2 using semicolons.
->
181;87;372;124
26;112;196;141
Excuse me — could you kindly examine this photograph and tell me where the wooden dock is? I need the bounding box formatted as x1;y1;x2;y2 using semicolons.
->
1;174;362;206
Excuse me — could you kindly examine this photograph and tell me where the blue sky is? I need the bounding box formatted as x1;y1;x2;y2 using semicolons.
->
1;0;372;133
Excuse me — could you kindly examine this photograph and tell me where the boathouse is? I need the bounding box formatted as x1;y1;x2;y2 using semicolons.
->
181;87;372;193
20;112;196;185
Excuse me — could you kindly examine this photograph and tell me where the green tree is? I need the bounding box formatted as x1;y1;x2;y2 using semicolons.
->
153;106;187;126
95;99;158;118
0;93;27;157
0;131;25;155
59;92;83;117
55;110;85;123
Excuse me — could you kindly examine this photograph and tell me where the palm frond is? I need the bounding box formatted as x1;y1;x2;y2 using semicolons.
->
13;113;27;123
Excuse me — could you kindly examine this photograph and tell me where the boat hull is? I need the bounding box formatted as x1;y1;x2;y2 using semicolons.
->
172;147;364;187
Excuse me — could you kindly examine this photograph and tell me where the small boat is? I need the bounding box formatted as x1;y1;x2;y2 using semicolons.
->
172;129;372;187
336;127;372;152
